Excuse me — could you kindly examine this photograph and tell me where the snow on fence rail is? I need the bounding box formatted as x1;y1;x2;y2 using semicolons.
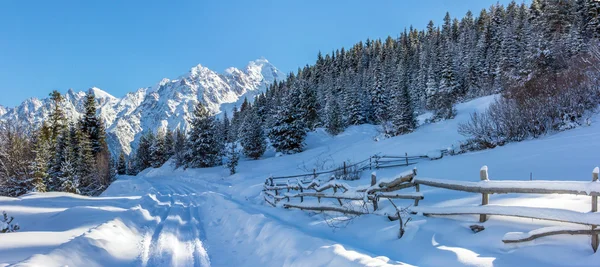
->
413;166;600;252
266;152;440;183
263;168;422;216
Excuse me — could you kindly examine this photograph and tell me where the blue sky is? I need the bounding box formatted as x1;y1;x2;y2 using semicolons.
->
0;0;518;107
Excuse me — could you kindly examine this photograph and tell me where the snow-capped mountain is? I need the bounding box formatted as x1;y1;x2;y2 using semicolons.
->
0;58;284;155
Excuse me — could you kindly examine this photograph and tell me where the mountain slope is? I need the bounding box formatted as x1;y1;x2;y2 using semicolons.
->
0;59;284;155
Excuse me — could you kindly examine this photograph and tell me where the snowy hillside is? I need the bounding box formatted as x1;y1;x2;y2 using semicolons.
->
2;96;600;266
0;59;284;155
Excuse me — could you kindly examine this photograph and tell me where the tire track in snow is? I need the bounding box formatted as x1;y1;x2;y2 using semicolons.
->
141;181;211;267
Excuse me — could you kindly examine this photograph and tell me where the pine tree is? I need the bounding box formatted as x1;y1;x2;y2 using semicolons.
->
389;85;417;136
269;88;307;154
80;89;107;156
30;129;50;193
134;132;153;172
75;128;97;193
221;111;231;143
185;102;221;168
117;152;127;175
150;130;166;168
172;128;187;169
59;159;80;194
48;91;67;142
49;126;71;191
325;91;343;135
240;109;266;159
164;128;175;160
225;143;239;175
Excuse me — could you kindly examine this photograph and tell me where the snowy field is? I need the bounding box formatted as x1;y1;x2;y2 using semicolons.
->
2;95;600;266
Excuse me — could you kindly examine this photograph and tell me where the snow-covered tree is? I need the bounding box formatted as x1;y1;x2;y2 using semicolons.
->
269;88;307;154
240;109;266;159
1;211;19;233
117;152;127;175
225;143;239;175
172;128;187;169
59;159;80;194
185;102;221;168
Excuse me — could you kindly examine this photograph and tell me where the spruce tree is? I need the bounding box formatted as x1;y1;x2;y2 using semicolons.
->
225;143;239;175
135;132;153;172
389;85;417;136
76;131;96;193
185;101;221;168
59;159;80;194
164;128;175;160
30;130;50;193
117;152;127;175
240;109;266;159
80;89;107;155
268;88;307;154
325;92;343;135
221;111;230;143
150;130;166;168
48;90;67;142
172;128;187;168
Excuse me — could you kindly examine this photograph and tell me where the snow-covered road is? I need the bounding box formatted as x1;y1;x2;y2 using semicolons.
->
0;174;407;267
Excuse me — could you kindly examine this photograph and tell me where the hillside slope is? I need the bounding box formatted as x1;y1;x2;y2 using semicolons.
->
1;96;599;266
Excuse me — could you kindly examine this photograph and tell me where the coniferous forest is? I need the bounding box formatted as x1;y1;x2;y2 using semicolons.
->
0;90;114;196
127;0;600;175
2;0;600;194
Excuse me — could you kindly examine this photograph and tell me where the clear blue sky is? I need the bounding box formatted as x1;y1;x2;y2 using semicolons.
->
0;0;519;107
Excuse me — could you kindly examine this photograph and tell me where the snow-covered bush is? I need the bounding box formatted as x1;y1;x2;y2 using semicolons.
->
459;51;600;151
1;211;19;233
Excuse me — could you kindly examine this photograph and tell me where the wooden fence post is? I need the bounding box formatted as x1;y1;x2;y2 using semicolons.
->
371;173;378;211
592;167;599;252
405;152;409;165
371;172;377;187
414;183;420;207
313;169;317;179
343;162;347;177
480;166;489;222
299;187;304;203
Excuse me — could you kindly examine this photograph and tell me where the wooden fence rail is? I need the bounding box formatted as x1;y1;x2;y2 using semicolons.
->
264;168;421;216
414;166;600;252
267;152;439;182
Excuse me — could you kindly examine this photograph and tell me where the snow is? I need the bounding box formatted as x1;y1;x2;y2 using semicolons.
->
414;177;600;195
503;226;590;243
413;205;600;225
0;58;284;156
3;95;600;266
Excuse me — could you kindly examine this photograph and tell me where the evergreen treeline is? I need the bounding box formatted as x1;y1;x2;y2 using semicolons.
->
249;0;599;138
127;0;600;173
0;89;114;197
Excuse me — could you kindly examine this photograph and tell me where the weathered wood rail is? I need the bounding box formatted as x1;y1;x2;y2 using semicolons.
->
266;152;440;186
263;168;422;216
414;166;600;252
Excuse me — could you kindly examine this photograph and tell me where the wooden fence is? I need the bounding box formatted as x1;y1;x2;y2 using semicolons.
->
266;153;436;186
413;166;600;252
263;168;422;216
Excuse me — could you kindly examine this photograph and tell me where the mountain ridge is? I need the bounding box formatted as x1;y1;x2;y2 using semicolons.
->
0;58;285;155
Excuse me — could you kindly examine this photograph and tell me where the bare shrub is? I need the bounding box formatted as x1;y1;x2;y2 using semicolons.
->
459;51;600;150
0;120;35;196
333;161;362;181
